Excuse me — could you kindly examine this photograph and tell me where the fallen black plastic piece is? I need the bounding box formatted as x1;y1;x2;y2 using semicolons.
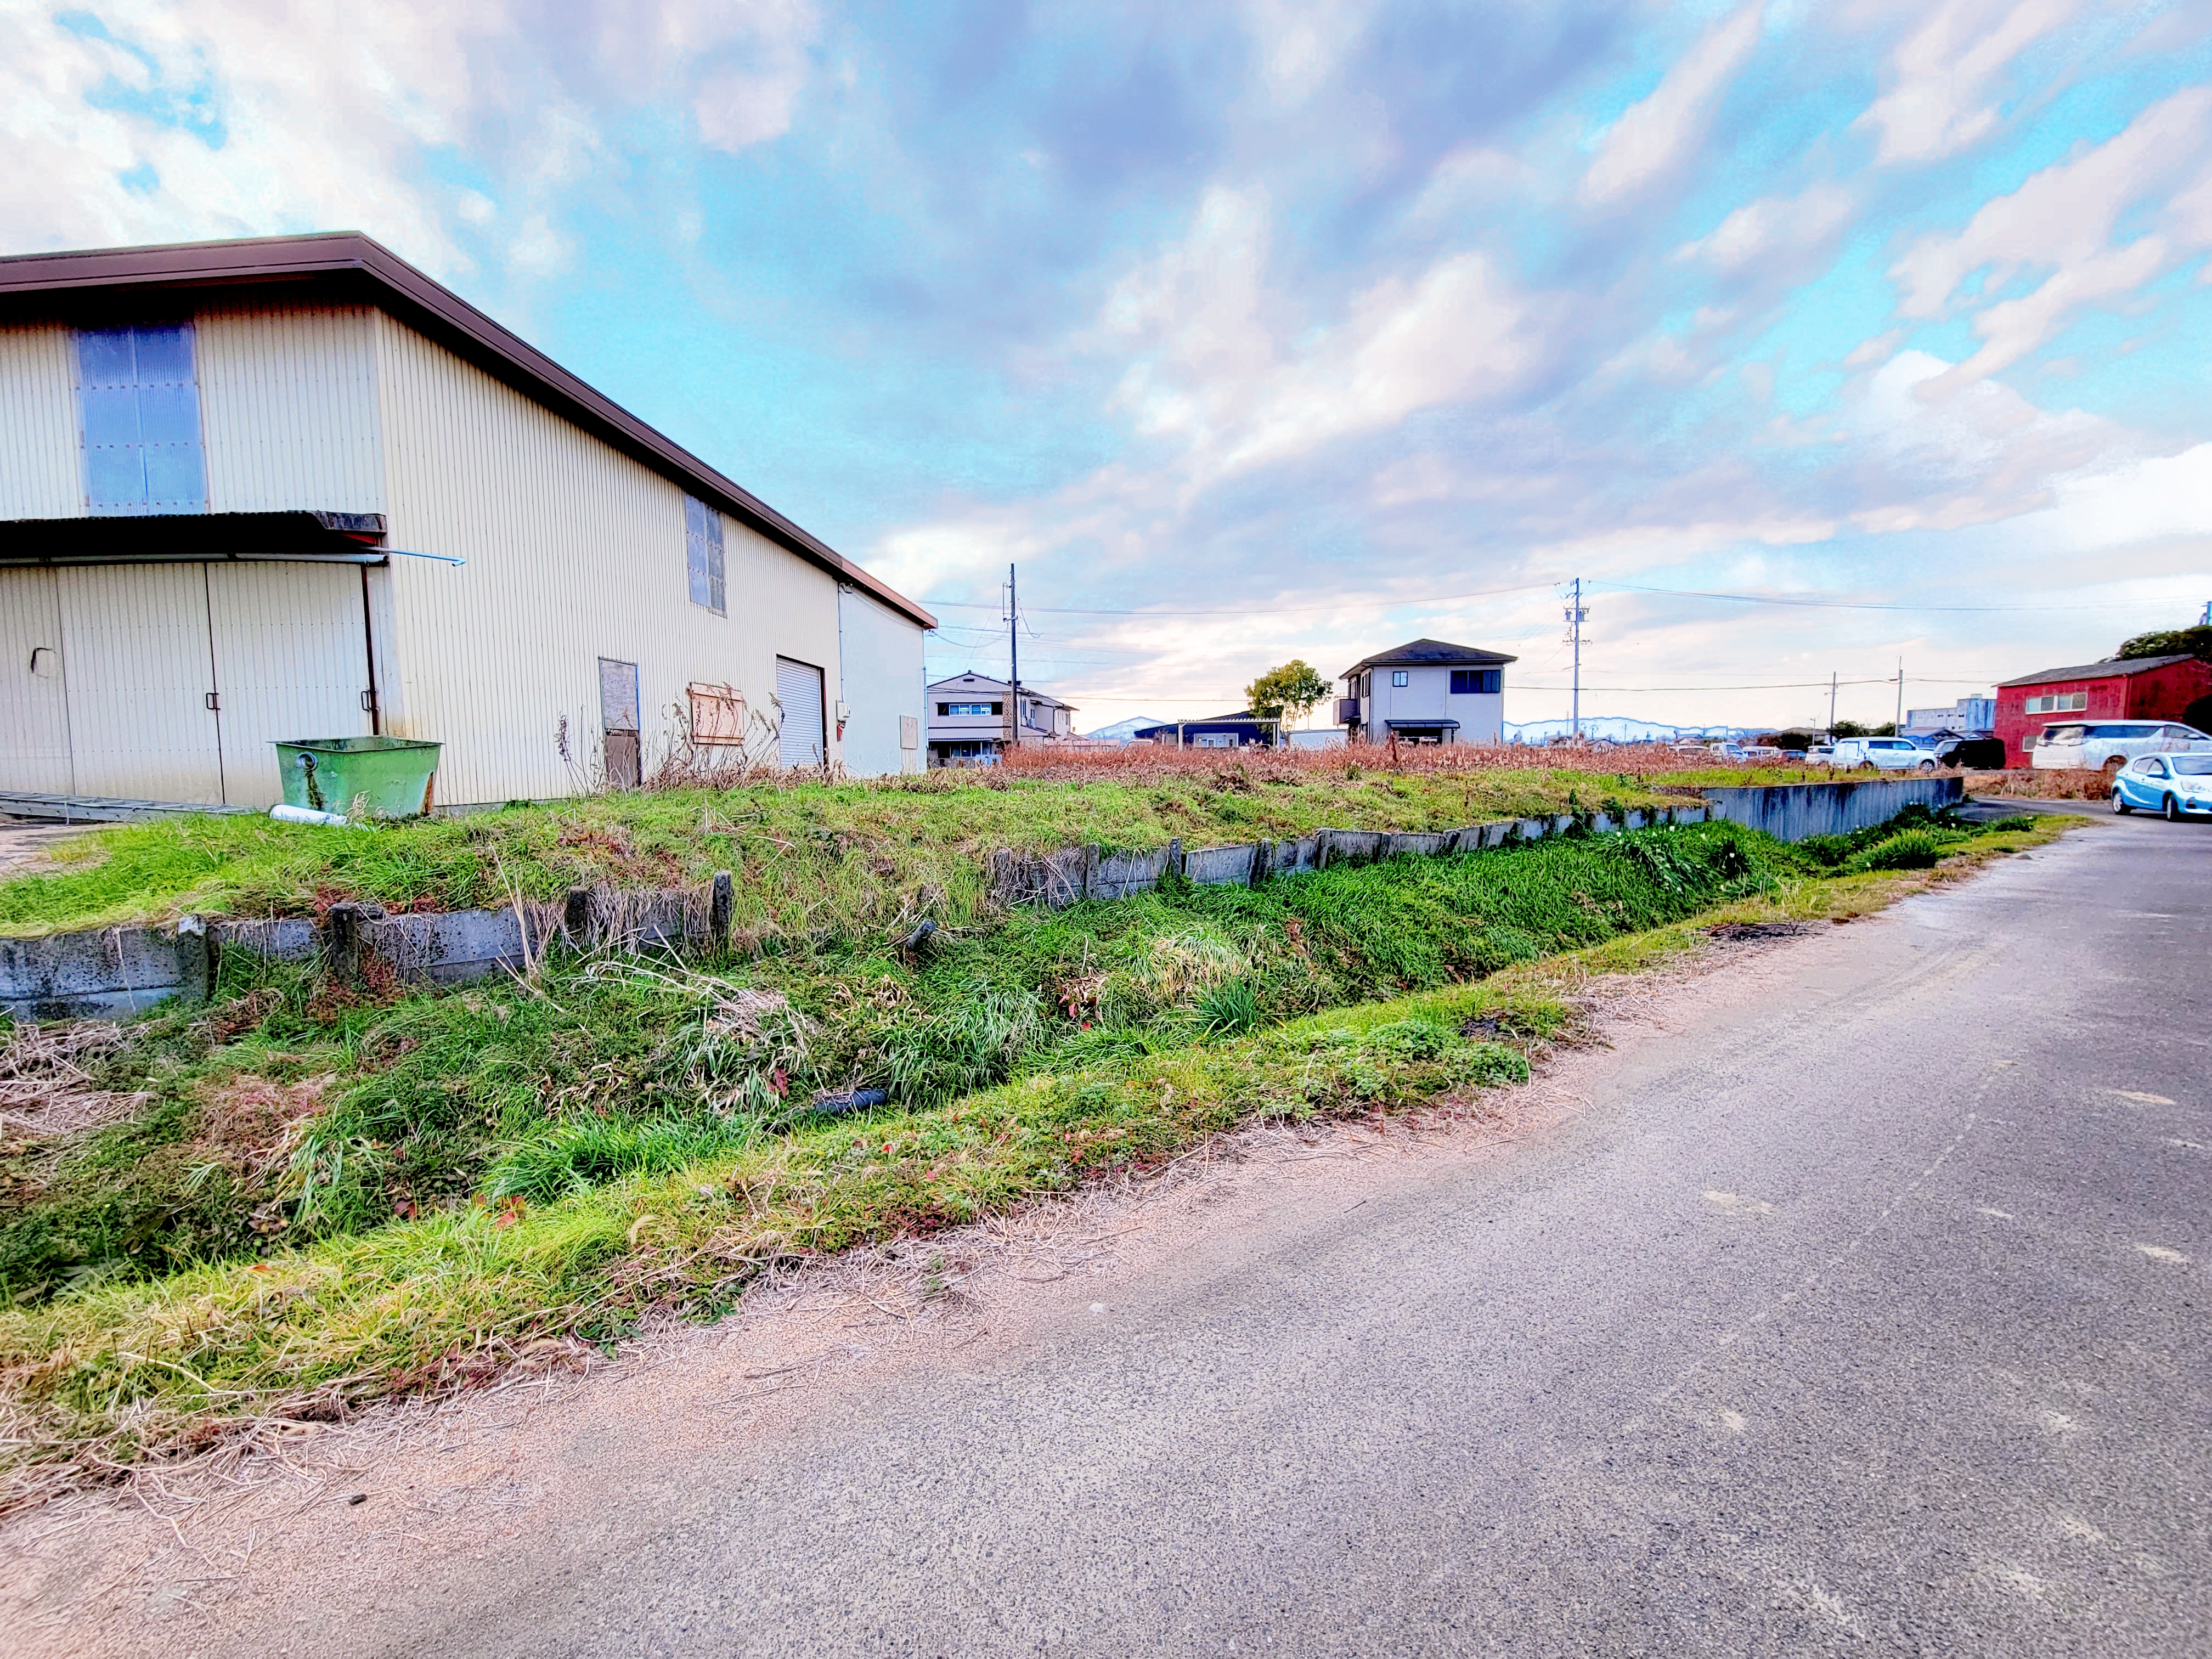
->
811;1087;890;1115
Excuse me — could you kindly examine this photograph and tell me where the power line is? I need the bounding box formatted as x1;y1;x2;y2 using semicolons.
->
922;579;1556;617
923;575;2201;621
1587;581;2190;615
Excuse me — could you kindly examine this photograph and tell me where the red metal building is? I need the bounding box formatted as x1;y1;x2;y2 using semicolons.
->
1995;653;2212;764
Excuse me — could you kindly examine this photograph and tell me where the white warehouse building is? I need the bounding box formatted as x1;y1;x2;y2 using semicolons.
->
0;233;934;811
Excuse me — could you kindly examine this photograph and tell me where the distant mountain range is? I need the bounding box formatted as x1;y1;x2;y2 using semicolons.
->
1079;715;1167;742
1079;713;1755;744
1505;718;1756;743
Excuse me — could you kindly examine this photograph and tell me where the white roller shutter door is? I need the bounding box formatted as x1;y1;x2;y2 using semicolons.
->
776;656;825;769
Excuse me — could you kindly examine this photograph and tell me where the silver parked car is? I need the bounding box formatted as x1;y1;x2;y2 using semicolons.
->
1831;736;1940;772
2032;719;2211;774
2112;753;2212;820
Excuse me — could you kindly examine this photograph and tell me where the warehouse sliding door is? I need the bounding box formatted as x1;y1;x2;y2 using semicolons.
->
3;561;373;808
776;656;826;769
54;563;228;803
0;569;75;794
207;563;374;808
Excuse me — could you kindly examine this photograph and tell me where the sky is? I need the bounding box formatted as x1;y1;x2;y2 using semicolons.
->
6;0;2211;732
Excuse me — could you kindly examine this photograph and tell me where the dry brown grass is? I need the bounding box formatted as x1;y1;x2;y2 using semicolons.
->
991;738;1793;787
1969;768;2111;800
0;1024;148;1142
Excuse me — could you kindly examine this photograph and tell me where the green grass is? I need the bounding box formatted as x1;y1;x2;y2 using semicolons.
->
0;808;2066;1505
3;821;1785;1303
0;769;1703;939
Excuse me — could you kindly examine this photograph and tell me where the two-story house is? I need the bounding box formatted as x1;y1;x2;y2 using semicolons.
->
1336;638;1515;745
0;232;934;810
924;672;1075;765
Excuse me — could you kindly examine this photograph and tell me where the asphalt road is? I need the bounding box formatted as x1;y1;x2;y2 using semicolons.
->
380;817;2208;1658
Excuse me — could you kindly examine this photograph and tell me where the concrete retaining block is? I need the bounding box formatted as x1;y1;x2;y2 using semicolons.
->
2;780;1957;1021
362;909;562;985
1696;776;1961;841
210;917;319;962
1;921;205;1020
1184;844;1262;887
1093;847;1172;901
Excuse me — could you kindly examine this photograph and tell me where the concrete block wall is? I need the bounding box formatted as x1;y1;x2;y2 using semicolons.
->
1696;776;1963;840
2;778;1960;1020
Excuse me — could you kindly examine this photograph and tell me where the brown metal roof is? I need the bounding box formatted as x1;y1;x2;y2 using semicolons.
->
0;232;935;629
1996;653;2199;689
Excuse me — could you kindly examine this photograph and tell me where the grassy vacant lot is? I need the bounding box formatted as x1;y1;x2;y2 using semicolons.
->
0;798;2057;1508
0;745;1875;940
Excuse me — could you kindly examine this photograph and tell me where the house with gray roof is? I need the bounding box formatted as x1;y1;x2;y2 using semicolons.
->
1335;637;1516;746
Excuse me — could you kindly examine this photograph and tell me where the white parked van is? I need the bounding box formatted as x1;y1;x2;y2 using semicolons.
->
2029;720;2212;774
1832;737;1940;771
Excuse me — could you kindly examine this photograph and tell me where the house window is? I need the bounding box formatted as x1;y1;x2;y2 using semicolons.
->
2022;692;2087;715
76;323;206;515
1450;669;1500;695
1391;670;1409;687
685;496;725;614
939;701;1001;716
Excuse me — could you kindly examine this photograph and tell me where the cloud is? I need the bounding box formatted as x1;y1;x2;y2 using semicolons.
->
1222;251;1549;472
0;0;818;274
1889;87;2212;390
1843;348;2121;530
1859;0;2077;164
1094;188;1552;479
1581;2;1765;206
1241;0;1380;106
1674;184;1855;270
688;0;818;151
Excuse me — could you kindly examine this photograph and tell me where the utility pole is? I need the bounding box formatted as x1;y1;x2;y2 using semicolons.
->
1895;658;1904;732
1564;578;1587;741
1829;672;1838;733
1005;562;1020;753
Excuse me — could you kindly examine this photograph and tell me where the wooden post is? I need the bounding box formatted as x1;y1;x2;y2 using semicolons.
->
709;870;733;952
324;901;385;983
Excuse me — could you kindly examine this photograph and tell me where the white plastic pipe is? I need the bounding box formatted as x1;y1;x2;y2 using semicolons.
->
269;804;358;828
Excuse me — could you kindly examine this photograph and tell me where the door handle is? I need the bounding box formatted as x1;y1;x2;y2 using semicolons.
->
360;690;377;713
205;692;220;712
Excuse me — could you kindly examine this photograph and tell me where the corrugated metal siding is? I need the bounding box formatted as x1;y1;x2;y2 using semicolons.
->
53;564;227;803
0;568;74;792
837;584;926;775
371;311;843;804
206;563;375;807
196;303;384;514
0;323;83;519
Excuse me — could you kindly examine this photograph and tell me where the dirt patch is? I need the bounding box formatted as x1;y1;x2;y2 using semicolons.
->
1704;921;1816;941
0;918;1854;1658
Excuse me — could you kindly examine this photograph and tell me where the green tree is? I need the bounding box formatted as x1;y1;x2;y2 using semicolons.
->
2116;624;2212;663
1244;659;1332;727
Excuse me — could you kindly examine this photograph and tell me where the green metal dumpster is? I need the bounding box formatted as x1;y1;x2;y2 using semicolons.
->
273;737;442;819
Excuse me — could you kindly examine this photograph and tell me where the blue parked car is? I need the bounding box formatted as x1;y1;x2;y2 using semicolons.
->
2112;753;2212;820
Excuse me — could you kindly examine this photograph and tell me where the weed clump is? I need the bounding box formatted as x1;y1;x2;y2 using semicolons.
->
1848;828;1946;871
